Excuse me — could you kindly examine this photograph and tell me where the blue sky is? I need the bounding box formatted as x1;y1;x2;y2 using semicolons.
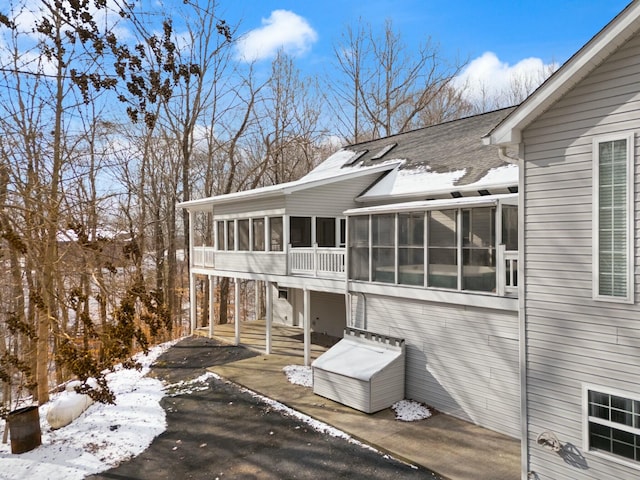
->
225;0;631;64
214;0;631;101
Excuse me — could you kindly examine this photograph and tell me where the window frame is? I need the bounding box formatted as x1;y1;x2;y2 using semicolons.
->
592;133;635;303
583;384;640;470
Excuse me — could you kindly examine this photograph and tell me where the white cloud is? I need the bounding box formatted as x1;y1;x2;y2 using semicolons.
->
235;10;318;62
453;52;559;107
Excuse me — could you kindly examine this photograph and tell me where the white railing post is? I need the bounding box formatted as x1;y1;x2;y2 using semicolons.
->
497;244;506;297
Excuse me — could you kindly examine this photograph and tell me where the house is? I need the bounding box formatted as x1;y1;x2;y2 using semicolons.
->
181;2;640;478
484;2;640;479
180;107;522;438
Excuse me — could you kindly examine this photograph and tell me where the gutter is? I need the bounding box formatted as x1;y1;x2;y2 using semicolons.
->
498;146;520;165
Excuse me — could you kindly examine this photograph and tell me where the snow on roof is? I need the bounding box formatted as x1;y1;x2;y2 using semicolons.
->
178;149;400;211
311;338;403;381
180;109;519;211
358;163;518;201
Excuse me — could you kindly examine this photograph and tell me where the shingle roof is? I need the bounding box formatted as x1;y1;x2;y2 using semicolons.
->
343;107;517;186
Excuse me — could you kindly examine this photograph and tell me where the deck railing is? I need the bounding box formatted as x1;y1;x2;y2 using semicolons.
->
289;246;346;278
497;245;518;296
192;246;216;268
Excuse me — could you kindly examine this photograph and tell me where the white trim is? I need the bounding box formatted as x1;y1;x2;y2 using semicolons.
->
178;161;400;210
348;281;518;311
213;209;285;221
592;132;635;304
582;383;640;471
344;193;517;216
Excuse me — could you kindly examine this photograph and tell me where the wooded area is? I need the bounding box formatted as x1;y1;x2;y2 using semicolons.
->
0;0;546;413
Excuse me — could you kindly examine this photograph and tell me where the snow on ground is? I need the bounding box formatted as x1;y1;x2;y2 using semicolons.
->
0;351;424;480
392;400;432;422
0;339;179;480
282;365;312;387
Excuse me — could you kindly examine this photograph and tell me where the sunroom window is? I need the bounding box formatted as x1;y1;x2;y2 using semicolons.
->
349;216;369;281
290;217;312;247
428;210;457;289
216;220;225;251
269;217;283;251
372;214;395;283
462;207;495;292
398;212;424;286
238;219;250;251
252;218;265;251
316;217;336;247
347;201;512;295
227;220;235;251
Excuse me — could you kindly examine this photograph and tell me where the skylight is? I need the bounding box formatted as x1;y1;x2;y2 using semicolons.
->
370;143;397;161
342;149;368;167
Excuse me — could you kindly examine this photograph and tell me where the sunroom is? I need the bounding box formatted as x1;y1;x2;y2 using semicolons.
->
345;193;518;297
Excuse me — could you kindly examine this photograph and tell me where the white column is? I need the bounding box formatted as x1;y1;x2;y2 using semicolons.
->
234;278;240;346
208;275;216;337
266;281;273;354
188;210;197;334
254;280;260;321
303;288;311;366
189;272;197;334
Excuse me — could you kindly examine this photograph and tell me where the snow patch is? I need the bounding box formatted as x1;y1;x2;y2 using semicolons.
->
283;365;312;387
391;400;432;422
0;339;180;480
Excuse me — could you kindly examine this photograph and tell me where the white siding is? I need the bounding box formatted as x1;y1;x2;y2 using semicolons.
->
353;294;520;437
286;173;383;216
523;33;640;480
213;197;284;217
214;252;287;275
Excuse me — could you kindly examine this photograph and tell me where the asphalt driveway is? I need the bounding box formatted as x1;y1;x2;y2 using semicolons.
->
88;336;440;480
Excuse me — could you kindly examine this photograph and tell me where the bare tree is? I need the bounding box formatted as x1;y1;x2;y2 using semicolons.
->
328;18;467;142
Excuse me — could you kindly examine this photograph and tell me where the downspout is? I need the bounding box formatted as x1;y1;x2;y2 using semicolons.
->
501;144;529;480
498;146;520;165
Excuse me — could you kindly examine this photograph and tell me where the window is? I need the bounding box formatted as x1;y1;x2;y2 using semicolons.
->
339;219;346;247
398;212;424;286
585;386;640;467
349;216;369;281
216;220;225;251
372;214;395;283
594;135;634;302
252;218;265;251
428;210;457;289
316;217;336;247
347;202;516;293
227;220;235;251
502;205;518;251
238;219;250;251
269;216;283;251
290;217;311;247
462;207;496;292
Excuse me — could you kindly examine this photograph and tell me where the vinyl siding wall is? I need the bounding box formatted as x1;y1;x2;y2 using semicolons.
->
352;293;520;438
522;33;640;479
285;172;383;216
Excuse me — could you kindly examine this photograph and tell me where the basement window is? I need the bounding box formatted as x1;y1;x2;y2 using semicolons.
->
584;385;640;468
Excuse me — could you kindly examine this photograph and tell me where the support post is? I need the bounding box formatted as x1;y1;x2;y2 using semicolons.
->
189;272;197;334
266;281;273;354
188;209;196;334
209;275;216;337
234;278;240;346
303;288;311;366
